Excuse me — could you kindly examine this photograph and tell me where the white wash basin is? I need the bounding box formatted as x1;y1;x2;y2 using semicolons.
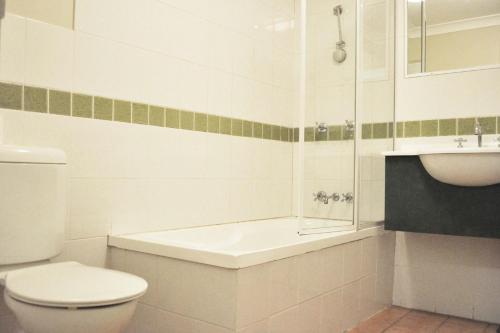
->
384;147;500;187
418;147;500;186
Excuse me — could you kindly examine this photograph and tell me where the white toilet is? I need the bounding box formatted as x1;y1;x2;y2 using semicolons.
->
0;145;148;333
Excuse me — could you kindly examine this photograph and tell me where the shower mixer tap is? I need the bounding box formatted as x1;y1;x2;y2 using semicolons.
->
313;191;340;204
341;192;354;203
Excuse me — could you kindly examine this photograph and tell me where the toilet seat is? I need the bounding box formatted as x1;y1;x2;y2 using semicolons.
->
4;262;147;308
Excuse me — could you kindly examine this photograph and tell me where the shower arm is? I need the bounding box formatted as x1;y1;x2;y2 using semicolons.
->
333;5;345;47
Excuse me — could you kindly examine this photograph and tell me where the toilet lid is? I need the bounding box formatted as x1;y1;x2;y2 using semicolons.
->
5;262;148;308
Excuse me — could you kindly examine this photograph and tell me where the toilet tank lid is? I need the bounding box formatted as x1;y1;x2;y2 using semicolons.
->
0;145;66;164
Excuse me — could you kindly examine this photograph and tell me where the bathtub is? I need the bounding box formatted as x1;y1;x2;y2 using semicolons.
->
108;217;383;268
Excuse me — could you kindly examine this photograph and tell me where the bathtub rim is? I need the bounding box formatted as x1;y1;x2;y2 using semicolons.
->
108;223;386;269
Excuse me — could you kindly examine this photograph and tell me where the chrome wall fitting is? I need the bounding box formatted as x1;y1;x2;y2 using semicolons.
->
341;192;354;203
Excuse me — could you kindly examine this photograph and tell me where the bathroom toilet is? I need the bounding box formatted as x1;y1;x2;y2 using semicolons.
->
0;145;147;333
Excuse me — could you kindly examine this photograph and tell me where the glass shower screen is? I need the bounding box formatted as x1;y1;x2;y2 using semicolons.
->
297;0;395;235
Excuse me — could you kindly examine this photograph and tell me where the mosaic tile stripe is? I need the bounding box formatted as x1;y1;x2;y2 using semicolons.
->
396;117;500;138
0;82;294;143
2;83;496;143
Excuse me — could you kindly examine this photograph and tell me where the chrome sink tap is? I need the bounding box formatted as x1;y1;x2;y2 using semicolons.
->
474;120;483;148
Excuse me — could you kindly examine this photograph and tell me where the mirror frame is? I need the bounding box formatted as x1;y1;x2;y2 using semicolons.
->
404;0;500;78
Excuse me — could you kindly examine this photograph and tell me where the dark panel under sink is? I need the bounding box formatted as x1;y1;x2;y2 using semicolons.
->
385;156;500;239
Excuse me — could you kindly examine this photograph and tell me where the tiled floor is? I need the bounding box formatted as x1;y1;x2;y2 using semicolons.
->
349;307;499;333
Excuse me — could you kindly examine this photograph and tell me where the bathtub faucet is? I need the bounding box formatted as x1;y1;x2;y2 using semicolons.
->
313;191;340;204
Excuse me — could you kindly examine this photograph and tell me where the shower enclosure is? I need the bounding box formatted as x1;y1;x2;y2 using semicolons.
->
296;0;395;234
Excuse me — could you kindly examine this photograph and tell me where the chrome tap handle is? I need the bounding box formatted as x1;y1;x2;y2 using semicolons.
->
454;137;467;148
345;120;355;131
313;191;328;204
341;192;354;203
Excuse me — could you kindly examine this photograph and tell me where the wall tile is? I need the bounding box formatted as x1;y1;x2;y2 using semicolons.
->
165;108;180;129
478;117;496;135
343;241;362;284
25;19;73;90
0;14;26;83
253;122;263;138
149;106;164;127
237;264;270;328
208;115;220;134
49;90;71;115
342;280;361;331
268;257;298;315
232;118;243;136
439;119;457;136
243;120;253;138
220;117;232;135
362;124;373;139
268;306;299;333
180;111;194;131
114;100;131;123
321;289;343;333
94;96;112;120
272;125;281;141
194;112;208;132
0;83;22;110
298;250;325;302
396;122;404;138
457;118;475;136
421;120;438;137
132;103;148;125
372;123;388;139
72;93;92;118
24;86;47;113
404;121;420;138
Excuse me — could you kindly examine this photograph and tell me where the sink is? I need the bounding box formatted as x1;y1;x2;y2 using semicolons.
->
384;147;500;187
419;148;500;187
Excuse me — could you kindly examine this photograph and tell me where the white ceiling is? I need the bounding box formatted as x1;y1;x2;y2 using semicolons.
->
408;0;500;27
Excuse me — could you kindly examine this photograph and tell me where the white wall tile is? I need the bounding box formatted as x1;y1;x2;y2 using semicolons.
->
268;257;298;314
0;14;26;83
268;306;300;333
320;289;343;333
298;250;326;302
25;19;73;90
125;303;158;333
50;237;108;268
298;297;322;333
341;280;361;332
157;257;238;329
343;240;362;284
237;264;270;328
238;320;269;333
67;178;111;240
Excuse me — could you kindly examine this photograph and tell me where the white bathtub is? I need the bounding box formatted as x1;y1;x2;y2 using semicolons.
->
108;217;384;268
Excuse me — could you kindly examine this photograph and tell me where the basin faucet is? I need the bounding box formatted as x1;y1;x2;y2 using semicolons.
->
474;120;482;147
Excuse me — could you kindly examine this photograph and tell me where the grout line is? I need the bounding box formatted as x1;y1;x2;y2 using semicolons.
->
381;309;413;332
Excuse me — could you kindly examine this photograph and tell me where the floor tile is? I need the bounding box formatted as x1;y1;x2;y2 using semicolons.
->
437;317;488;333
354;307;411;333
384;310;448;333
484;325;499;333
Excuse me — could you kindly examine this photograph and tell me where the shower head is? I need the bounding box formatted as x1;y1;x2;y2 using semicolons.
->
333;4;347;63
333;46;347;63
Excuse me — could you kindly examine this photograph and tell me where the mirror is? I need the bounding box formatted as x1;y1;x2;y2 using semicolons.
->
407;0;500;75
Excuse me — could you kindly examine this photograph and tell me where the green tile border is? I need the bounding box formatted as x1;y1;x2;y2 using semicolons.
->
3;82;500;143
49;90;71;116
